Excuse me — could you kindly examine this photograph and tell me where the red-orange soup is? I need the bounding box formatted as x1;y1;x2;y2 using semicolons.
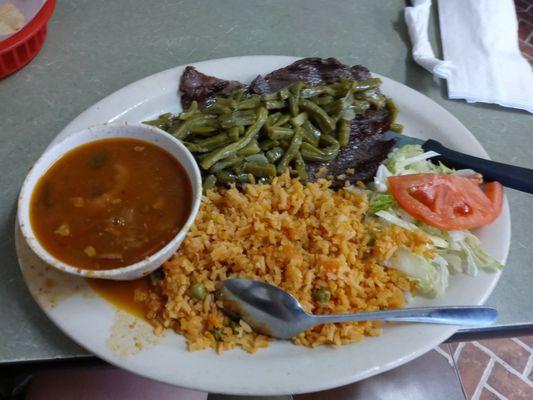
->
30;138;192;270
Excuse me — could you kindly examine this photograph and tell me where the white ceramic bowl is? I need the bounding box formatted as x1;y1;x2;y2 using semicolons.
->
17;123;202;280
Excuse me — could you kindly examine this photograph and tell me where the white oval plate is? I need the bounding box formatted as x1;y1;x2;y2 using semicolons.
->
16;56;510;396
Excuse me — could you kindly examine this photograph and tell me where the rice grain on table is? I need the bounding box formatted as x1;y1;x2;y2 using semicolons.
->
136;174;429;353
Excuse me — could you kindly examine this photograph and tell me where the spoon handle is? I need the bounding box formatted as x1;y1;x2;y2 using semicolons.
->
311;306;498;327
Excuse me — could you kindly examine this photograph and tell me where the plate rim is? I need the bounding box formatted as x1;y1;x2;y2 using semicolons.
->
15;55;511;395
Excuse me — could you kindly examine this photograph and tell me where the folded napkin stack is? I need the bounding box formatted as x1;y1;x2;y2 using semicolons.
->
405;0;533;113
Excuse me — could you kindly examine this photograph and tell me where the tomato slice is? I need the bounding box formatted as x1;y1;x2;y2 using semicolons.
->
387;174;503;230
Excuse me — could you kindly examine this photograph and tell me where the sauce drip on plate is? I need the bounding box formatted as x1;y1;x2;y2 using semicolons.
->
87;277;149;319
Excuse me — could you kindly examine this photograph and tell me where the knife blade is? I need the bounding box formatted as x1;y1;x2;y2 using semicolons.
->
381;131;533;194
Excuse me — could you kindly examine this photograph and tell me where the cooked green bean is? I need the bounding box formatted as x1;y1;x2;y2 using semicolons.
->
200;107;268;170
245;153;269;164
301;121;321;146
144;113;173;130
300;139;339;162
204;103;232;115
237;139;261;156
278;139;291;150
210;156;244;173
219;110;257;129
272;114;291;127
194;132;231;150
386;98;398;122
215;171;236;184
228;126;240;141
290;112;308;127
268;112;282;125
278;87;291;100
259;139;279;151
266;146;284;163
337;119;351;148
171;114;217;139
390;122;404;133
294;152;308;183
352;99;371;113
149;73;395;187
352;78;382;91
288;96;299;118
320;133;340;147
189;125;218;134
216;97;237;108
179;101;199;120
299;99;336;134
310;95;334;105
261;92;280;101
267;126;294;140
203;175;217;192
183;142;210;153
216;171;251;184
265;100;287;110
363;88;386;108
289;82;303;117
277;127;302;174
300;85;337;98
231;91;244;102
235;96;261;110
244;162;277;177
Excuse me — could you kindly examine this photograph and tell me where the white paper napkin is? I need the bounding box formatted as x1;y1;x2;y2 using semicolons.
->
405;0;533;113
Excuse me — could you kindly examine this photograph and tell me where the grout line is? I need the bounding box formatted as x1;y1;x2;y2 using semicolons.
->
484;384;507;400
471;358;495;400
434;345;454;367
513;337;533;352
473;342;533;386
448;345;468;400
526;30;533;44
524;352;533;381
453;342;465;361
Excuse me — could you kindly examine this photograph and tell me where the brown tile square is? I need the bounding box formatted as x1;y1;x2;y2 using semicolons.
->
487;362;533;400
438;343;453;356
519;20;533;42
479;388;500;400
455;343;491;399
449;342;460;355
519;9;533;22
479;338;530;374
517;335;533;348
515;0;532;12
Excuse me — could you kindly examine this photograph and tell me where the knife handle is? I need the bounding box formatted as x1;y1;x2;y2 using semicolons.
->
423;139;533;194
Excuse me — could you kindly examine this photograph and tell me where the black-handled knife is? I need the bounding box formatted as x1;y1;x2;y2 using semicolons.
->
383;131;533;194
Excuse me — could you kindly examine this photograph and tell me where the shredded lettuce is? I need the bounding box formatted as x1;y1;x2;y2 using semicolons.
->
384;145;441;175
369;194;396;214
385;247;449;297
371;144;502;298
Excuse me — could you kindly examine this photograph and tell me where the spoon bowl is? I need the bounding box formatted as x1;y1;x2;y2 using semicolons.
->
219;279;498;339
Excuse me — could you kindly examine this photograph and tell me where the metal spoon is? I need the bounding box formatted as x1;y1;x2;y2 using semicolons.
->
218;279;498;339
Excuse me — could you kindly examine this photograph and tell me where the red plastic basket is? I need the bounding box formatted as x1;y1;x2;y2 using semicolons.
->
0;0;56;79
